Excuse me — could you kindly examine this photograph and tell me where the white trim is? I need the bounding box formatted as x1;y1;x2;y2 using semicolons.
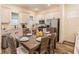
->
59;4;64;43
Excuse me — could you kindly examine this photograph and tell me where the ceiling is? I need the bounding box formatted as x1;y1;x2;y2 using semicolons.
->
14;4;60;12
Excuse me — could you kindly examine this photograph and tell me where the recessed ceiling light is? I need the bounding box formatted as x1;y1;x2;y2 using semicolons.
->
34;8;39;11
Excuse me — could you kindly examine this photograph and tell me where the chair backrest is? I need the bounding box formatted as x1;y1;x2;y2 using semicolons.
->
2;35;8;49
7;35;17;54
50;27;55;33
23;28;31;36
39;36;49;53
49;33;56;49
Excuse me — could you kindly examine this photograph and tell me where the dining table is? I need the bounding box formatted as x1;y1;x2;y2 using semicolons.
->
17;32;52;54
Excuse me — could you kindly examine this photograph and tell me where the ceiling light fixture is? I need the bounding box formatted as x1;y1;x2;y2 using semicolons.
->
48;4;51;6
34;8;39;11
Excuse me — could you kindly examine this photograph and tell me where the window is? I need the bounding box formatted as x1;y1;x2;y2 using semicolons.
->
27;16;33;28
10;12;19;25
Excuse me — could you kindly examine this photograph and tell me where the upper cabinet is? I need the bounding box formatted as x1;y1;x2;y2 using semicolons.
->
20;12;29;23
1;7;11;23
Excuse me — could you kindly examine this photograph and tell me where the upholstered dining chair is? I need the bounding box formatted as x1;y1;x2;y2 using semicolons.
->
50;27;55;33
8;34;29;54
2;35;8;54
6;35;17;54
35;36;49;54
23;28;31;36
48;33;56;54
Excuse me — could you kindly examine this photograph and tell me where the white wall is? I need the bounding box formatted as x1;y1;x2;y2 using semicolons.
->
64;4;79;42
59;4;79;43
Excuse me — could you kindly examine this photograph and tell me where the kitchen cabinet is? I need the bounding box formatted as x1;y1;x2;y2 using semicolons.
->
1;7;11;23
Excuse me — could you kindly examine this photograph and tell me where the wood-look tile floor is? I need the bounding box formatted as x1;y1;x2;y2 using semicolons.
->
55;42;74;54
1;42;74;54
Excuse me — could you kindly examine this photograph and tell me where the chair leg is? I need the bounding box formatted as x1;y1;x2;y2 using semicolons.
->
49;47;55;54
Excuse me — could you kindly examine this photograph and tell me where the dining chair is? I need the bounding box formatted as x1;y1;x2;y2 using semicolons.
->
48;33;56;54
6;35;28;54
32;29;36;35
1;35;8;54
36;36;50;54
23;28;31;36
6;35;17;54
9;34;29;54
50;27;55;33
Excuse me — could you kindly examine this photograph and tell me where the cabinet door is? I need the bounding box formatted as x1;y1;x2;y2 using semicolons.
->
20;13;28;23
1;7;11;23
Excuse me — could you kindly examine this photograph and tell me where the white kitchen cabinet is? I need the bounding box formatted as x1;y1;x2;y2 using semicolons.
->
1;7;11;23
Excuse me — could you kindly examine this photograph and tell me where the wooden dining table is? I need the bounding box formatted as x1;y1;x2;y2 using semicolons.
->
18;35;40;54
18;33;52;54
